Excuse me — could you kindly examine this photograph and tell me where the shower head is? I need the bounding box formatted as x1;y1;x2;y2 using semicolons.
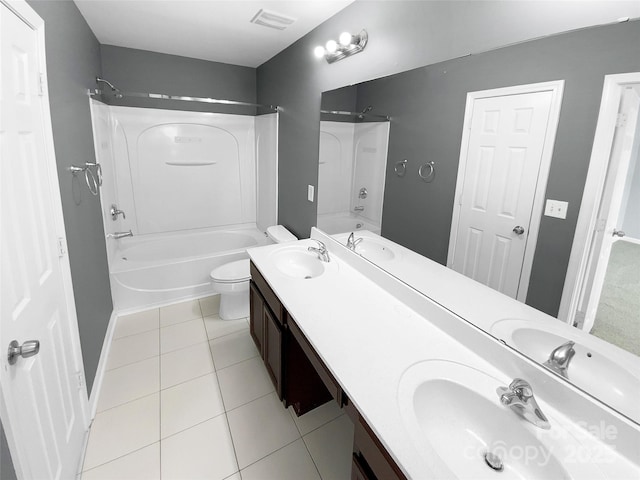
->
96;77;121;96
357;106;373;120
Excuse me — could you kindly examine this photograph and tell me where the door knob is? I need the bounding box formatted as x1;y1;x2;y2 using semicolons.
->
612;229;626;238
7;340;40;365
513;226;525;235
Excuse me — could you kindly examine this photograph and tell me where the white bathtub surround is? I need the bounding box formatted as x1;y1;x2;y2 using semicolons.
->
81;296;350;479
247;230;640;478
110;224;270;311
89;101;278;311
318;121;389;234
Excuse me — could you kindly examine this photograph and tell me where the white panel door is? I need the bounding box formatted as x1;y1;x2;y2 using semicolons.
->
581;86;640;331
0;3;88;479
451;91;553;298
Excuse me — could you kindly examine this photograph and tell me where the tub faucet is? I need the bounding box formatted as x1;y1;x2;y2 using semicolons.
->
107;230;133;239
346;232;363;251
308;239;330;262
497;378;550;430
543;341;576;379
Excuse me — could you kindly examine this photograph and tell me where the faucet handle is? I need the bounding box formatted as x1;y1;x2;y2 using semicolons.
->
508;378;533;399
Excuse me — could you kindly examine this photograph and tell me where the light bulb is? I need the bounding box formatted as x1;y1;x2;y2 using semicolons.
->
339;32;353;46
325;40;338;53
313;46;326;58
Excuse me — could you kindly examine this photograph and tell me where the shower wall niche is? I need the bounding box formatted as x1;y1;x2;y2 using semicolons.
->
317;121;390;234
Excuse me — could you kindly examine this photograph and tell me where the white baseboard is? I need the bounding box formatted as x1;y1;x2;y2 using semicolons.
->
619;236;640;246
88;309;118;420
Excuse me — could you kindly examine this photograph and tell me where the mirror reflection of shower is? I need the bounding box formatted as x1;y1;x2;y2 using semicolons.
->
317;107;390;235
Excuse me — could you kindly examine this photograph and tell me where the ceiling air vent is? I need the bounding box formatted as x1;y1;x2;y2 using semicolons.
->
250;9;296;31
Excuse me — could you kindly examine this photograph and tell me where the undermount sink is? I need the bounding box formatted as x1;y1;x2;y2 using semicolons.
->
491;318;640;422
354;239;395;262
397;360;601;479
270;246;327;279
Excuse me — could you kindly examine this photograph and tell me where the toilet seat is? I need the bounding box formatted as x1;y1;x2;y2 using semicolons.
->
210;259;250;283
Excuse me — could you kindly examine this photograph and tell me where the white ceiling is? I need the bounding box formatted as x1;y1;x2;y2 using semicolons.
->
74;0;355;68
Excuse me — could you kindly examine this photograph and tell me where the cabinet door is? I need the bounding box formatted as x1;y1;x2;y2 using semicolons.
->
352;454;374;480
249;281;264;355
264;306;283;398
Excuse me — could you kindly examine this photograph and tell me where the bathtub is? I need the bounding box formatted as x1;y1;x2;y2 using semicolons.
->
316;212;381;236
110;224;271;312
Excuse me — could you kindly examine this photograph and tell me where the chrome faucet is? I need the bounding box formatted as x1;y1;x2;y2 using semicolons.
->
346;232;363;251
107;230;133;239
543;341;576;379
497;378;550;429
354;205;365;212
308;239;330;262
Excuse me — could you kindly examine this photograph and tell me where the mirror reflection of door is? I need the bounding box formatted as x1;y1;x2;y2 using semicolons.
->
448;84;563;301
581;85;640;355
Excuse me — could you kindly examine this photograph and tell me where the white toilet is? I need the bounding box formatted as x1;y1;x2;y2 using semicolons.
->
210;225;297;320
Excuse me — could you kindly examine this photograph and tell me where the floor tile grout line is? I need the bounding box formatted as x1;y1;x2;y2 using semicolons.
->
104;351;160;374
82;441;161;474
159;410;228;442
289;407;347;438
221;389;276;415
212;350;262;376
300;434;325;480
238;436;303;473
205;314;243;477
209;352;260;373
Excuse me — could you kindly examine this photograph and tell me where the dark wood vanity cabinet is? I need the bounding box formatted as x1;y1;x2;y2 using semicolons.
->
250;261;330;412
249;261;406;480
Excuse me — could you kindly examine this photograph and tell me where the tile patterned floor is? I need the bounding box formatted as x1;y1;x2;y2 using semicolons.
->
81;296;354;479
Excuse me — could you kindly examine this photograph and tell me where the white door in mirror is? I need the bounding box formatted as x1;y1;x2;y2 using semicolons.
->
450;90;555;299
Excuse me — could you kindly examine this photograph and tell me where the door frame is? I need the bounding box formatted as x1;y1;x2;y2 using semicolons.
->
558;72;640;326
447;80;565;302
0;0;90;477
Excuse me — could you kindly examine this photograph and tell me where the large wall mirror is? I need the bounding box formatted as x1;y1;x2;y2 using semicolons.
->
316;21;640;423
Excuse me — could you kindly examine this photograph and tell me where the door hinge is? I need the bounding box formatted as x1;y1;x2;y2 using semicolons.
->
57;237;67;257
76;371;84;390
594;218;606;232
38;72;46;96
616;113;627;128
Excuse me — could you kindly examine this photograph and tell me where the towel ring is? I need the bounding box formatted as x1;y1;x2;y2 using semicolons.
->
69;163;100;196
418;161;435;181
84;168;99;196
394;159;407;177
86;162;103;187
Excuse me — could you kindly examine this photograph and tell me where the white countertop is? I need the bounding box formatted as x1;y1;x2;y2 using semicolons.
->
247;232;640;479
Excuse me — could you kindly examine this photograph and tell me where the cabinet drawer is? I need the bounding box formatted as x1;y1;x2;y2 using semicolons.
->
354;417;405;480
250;261;284;325
288;318;341;403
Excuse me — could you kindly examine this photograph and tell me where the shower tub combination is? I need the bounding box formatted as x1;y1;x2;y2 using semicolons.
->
90;102;278;312
110;225;270;311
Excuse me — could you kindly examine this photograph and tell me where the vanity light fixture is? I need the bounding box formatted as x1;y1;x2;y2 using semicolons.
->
314;29;368;64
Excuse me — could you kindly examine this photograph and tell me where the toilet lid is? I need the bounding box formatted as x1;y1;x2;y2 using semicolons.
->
210;259;250;283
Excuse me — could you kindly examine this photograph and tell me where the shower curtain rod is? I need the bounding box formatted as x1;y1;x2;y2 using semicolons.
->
89;80;279;111
321;109;390;121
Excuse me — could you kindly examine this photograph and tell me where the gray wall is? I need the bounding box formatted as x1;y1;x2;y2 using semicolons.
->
257;0;640;316
353;23;640;315
100;45;257;114
27;0;112;394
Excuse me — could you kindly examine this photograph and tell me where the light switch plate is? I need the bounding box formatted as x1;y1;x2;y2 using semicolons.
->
544;199;568;219
308;185;314;202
